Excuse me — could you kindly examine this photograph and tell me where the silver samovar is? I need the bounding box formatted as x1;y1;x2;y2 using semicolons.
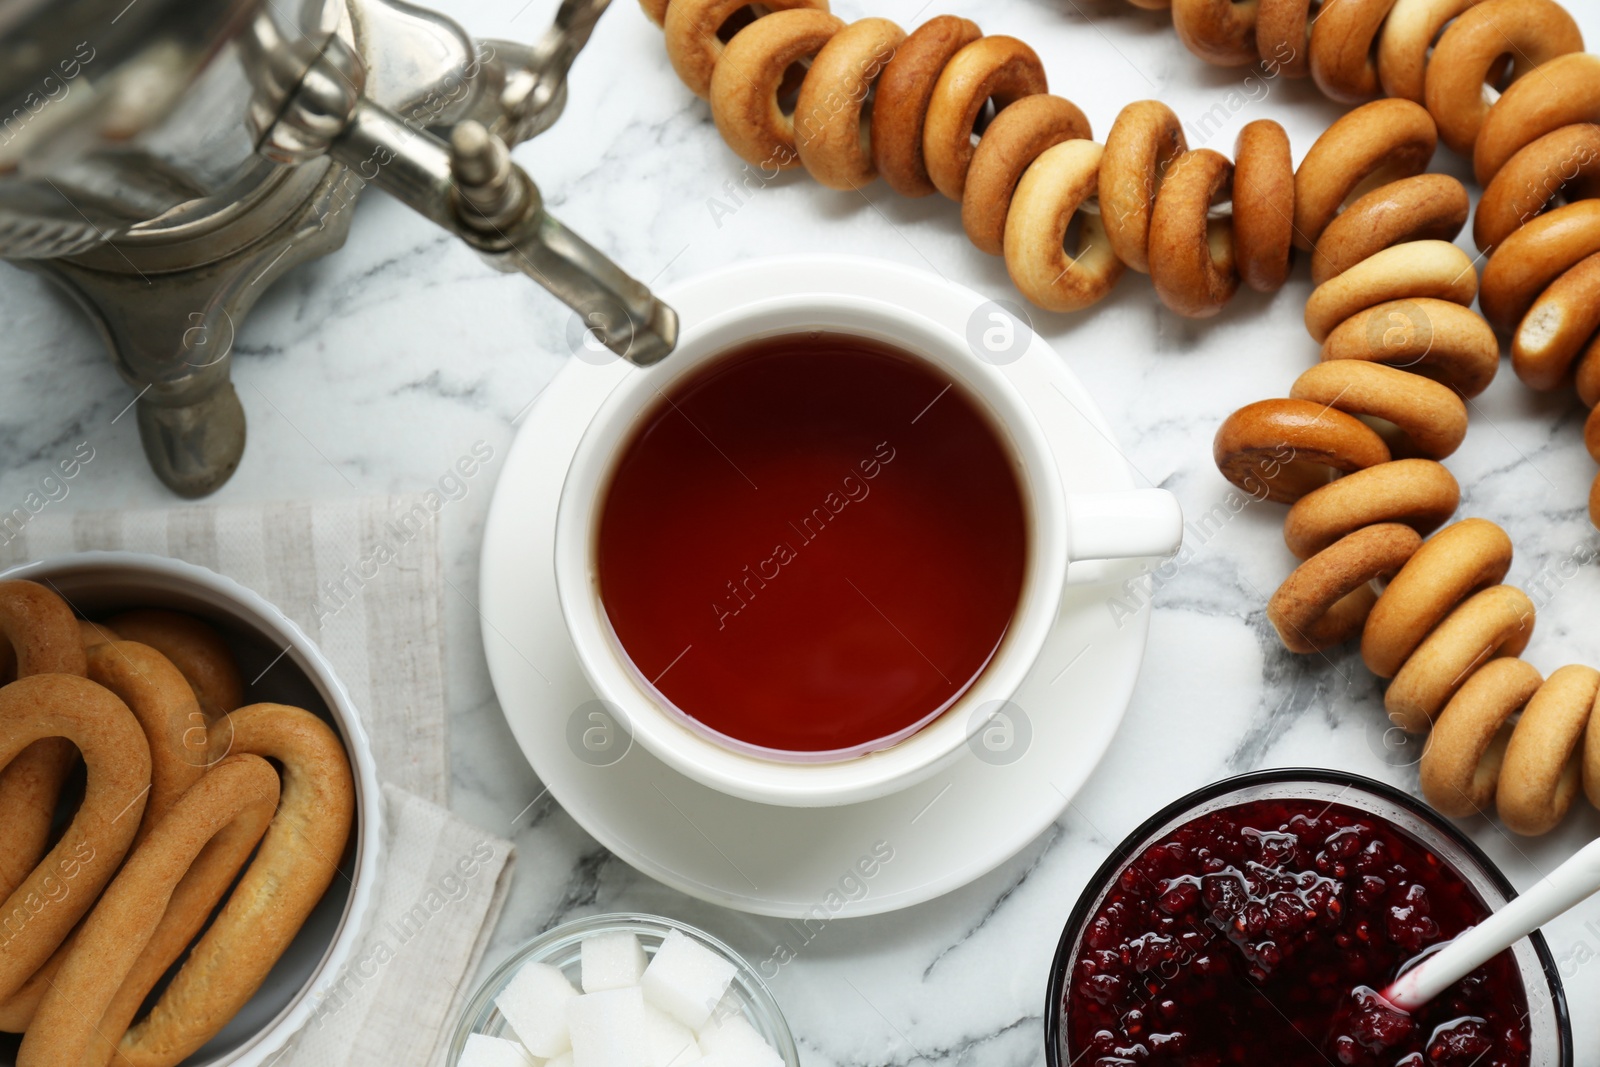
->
0;0;676;496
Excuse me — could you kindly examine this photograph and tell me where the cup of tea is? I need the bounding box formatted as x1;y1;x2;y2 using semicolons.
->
552;286;1182;807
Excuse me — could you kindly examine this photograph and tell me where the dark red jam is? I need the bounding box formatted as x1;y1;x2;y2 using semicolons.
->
1062;799;1533;1067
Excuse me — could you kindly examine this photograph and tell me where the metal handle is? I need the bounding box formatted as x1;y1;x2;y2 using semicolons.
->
491;0;615;145
243;0;677;365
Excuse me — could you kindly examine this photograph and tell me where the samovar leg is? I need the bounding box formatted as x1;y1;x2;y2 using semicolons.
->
135;381;249;499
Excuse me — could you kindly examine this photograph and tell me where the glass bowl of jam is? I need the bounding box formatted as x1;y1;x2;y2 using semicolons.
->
1046;769;1571;1067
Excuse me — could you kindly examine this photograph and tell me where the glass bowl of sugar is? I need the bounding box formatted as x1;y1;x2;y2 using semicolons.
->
446;913;798;1067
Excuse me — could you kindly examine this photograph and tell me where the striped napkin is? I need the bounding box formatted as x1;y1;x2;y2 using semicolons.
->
0;495;513;1067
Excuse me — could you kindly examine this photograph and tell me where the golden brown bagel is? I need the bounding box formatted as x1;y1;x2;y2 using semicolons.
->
116;704;354;1067
1362;518;1515;679
870;15;982;198
923;36;1048;201
107;609;243;720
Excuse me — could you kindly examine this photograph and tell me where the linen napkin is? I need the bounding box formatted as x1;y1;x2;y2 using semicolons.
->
0;494;513;1067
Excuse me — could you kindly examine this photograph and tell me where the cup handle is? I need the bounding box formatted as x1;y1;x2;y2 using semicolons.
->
1065;489;1184;564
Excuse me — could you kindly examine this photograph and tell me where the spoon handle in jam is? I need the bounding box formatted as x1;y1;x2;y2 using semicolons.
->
1386;836;1600;1012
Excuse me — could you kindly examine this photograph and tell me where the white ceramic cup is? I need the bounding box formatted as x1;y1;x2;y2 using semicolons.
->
553;292;1183;808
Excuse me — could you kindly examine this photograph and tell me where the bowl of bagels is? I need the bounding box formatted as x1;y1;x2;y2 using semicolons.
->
0;552;382;1067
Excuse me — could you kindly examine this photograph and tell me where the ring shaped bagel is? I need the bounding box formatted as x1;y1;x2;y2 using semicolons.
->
1592;470;1600;536
1172;0;1261;67
1293;99;1437;249
1212;398;1392;504
0;673;150;1001
1384;584;1536;734
664;0;829;100
18;755;278;1067
116;704;355;1067
1421;656;1542;817
794;18;905;190
1101;101;1188;273
1495;664;1599;835
1481;199;1600;335
1377;0;1487;103
870;15;982;198
1149;148;1240;317
710;9;848;169
924;36;1048;201
1473;53;1600;186
1577;339;1600;407
1256;0;1313;79
78;619;119;649
1321;298;1500;398
1233;120;1295;292
1282;458;1460;559
1268;523;1423;653
107;609;244;720
1310;174;1469;285
1424;0;1583;156
1004;139;1126;312
1476;124;1600;253
1309;0;1400;103
1304;240;1478;344
87;641;209;845
1362;518;1514;679
639;0;670;26
1588;672;1600;809
0;580;87;905
1289;360;1469;459
1585;403;1600;464
962;95;1091;255
81;791;268;1067
1513;252;1600;391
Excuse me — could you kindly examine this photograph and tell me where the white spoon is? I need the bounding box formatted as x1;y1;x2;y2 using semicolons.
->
1384;836;1600;1012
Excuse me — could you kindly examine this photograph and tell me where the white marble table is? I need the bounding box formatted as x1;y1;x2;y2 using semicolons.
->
4;0;1600;1062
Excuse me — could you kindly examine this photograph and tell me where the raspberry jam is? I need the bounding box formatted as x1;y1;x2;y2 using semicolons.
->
1061;798;1533;1066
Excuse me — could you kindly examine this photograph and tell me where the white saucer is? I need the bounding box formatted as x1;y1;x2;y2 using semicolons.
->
479;256;1155;918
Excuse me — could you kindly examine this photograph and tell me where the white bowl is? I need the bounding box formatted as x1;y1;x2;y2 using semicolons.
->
0;551;383;1067
446;914;799;1067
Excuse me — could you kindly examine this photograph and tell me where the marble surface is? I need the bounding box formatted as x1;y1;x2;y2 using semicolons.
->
4;0;1600;1063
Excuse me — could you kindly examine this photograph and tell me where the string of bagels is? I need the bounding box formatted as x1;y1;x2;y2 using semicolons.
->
640;0;1600;836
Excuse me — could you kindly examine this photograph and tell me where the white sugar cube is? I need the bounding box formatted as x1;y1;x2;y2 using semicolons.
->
496;961;579;1058
567;987;650;1067
640;930;738;1029
644;1004;701;1067
697;1011;781;1066
581;930;647;993
461;1033;542;1067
